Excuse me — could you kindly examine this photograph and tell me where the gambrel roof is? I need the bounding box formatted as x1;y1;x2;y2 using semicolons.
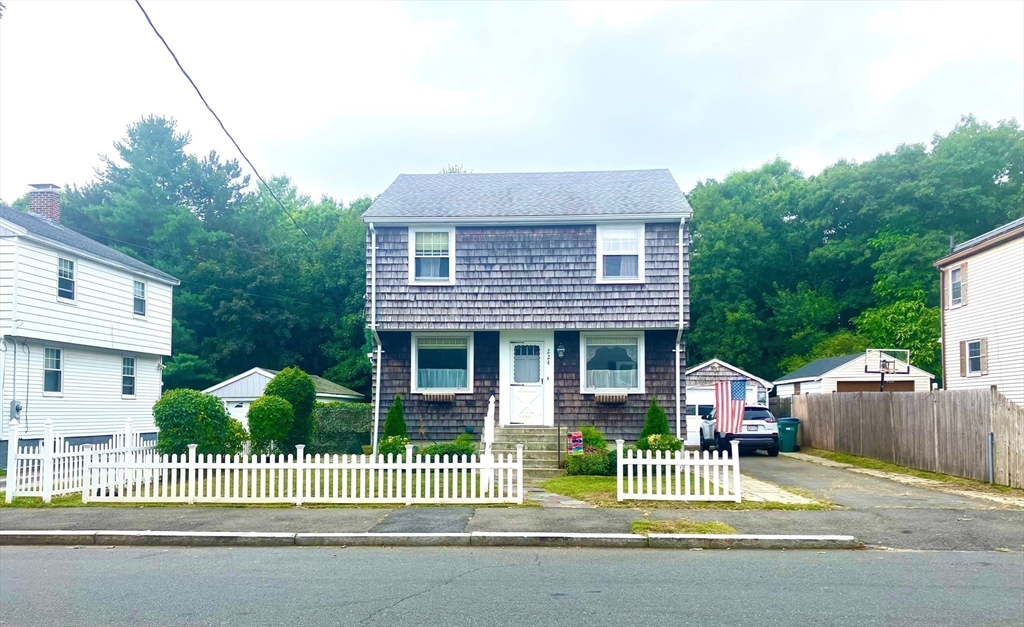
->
362;169;692;224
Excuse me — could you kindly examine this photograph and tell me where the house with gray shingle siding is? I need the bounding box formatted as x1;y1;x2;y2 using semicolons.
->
363;170;691;446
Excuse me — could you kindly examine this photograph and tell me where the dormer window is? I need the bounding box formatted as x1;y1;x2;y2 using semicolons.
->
57;258;75;301
409;228;455;284
596;224;645;283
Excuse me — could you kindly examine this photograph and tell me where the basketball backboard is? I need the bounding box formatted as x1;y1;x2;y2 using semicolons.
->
865;348;911;375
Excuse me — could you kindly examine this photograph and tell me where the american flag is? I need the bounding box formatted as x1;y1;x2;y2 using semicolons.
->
714;379;746;434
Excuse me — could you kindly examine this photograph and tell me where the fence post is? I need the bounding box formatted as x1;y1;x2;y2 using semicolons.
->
616;440;624;502
515;443;524;504
187;444;197;505
730;439;741;502
295;444;305;506
124;417;133;452
5;419;19;503
41;419;54;503
404;444;413;506
81;444;94;504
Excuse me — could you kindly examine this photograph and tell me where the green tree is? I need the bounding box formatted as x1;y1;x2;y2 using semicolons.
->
153;388;246;456
247;395;294;453
264;367;316;453
383;395;407;439
639;396;671;440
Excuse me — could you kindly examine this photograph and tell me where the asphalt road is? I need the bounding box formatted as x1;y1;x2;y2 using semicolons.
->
1;547;1021;627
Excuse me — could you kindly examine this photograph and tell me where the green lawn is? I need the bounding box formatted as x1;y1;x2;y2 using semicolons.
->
631;519;738;535
540;475;831;510
801;448;1024;498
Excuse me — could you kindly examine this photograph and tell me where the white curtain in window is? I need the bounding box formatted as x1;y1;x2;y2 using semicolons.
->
417;258;446;278
418;369;467;389
585;338;638;362
586;370;639;389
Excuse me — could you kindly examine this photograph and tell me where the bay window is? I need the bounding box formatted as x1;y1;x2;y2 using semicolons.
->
411;334;473;393
580;333;645;393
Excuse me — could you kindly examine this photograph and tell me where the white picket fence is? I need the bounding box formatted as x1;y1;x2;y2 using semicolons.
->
5;418;156;503
83;443;525;505
615;439;742;502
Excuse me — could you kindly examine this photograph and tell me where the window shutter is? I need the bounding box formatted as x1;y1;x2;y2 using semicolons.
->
960;263;968;306
941;268;949;310
959;341;967;377
980;338;988;375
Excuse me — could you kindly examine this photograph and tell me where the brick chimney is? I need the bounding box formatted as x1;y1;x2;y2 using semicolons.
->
28;183;61;223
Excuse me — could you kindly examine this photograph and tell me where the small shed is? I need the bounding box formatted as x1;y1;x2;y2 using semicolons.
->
203;367;364;428
773;353;933;398
683;359;773;446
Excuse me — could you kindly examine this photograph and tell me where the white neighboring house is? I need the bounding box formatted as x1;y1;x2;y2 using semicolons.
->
682;358;772;446
204;367;364;429
773;353;934;398
935;217;1024;407
1;185;179;467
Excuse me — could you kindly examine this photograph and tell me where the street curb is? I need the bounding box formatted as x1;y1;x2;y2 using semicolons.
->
0;530;862;549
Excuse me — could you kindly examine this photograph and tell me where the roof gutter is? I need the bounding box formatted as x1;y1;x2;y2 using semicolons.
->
361;212;692;227
368;223;383;457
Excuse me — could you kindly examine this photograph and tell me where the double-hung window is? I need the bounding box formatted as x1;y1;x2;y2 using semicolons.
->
44;348;62;394
133;280;147;316
122;357;136;396
596;224;644;282
409;228;455;284
966;340;984;375
580;333;645;394
411;334;473;393
57;258;75;301
950;267;962;307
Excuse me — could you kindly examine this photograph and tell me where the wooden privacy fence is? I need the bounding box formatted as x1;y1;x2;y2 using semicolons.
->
615;439;741;502
83;443;525;506
792;388;1024;488
5;418;156;503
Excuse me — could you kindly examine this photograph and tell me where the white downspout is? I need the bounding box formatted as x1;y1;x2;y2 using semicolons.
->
675;218;685;440
369;223;383;456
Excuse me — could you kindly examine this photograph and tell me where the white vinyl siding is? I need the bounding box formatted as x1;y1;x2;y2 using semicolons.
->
7;238;174;355
596;224;645;283
580;332;645;394
942;235;1024;406
408;228;456;285
411;333;473;393
0;340;162;440
0;229;15;331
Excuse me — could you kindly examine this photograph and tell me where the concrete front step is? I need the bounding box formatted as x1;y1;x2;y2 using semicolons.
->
492;450;559;461
522;468;565;480
493;443;561;454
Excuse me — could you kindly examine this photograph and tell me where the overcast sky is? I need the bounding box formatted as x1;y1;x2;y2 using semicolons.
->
1;1;1022;205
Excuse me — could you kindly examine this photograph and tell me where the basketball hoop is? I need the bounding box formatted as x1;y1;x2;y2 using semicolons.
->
865;349;911;392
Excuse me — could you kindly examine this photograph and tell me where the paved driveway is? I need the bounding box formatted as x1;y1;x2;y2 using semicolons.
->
740;453;996;509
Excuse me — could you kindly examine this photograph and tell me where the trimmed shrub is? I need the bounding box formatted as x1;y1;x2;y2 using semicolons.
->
153;388;247;457
637;433;683;453
579;426;608;450
420;433;477;459
639;396;671;440
565;452;612;476
247;395;294;454
383;395;407;439
264;367;316;454
312;402;372;455
377;435;410;459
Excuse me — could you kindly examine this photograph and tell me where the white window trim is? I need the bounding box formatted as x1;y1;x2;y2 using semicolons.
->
949;268;963;309
121;355;137;398
43;346;63;396
966;339;983;377
133;278;147;318
579;331;646;394
57;256;77;304
410;332;474;394
408;227;456;285
596;223;645;284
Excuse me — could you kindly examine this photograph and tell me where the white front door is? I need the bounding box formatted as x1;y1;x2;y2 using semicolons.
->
509;342;545;425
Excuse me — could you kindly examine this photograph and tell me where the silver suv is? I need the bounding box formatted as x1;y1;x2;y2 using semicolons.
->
700;406;780;457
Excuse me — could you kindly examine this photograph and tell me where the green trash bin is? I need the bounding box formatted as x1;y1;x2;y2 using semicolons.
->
777;417;800;453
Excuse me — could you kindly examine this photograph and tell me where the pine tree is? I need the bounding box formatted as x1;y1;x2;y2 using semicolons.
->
383;395;407;439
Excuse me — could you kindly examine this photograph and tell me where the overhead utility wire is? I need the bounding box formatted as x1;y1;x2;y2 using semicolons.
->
132;0;324;257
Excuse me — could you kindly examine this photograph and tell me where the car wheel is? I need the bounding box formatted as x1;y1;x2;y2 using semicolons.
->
715;437;729;454
767;446;780;457
699;440;709;453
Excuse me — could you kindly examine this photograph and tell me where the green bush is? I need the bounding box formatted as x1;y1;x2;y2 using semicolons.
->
565;451;612;476
637;433;683;453
264;367;316;454
579;426;608;450
420;433;477;459
377;435;410;459
153;388;247;457
639;396;671;440
383;395;407;438
247;395;294;454
312;402;372;454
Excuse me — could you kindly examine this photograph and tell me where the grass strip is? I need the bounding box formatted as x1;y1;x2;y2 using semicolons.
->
631;519;737;535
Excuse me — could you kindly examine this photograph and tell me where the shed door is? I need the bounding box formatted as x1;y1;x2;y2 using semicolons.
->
509;343;545;425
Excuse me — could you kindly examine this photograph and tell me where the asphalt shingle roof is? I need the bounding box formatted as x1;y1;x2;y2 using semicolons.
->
265;370;363;399
0;205;179;284
952;216;1024;254
774;354;861;383
362;169;692;221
